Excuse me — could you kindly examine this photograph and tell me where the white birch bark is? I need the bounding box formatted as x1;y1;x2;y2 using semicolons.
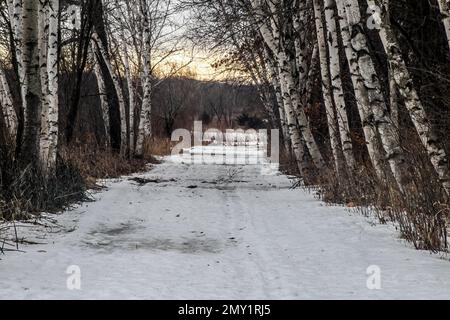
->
92;31;128;155
123;46;136;153
335;0;386;181
437;0;450;50
135;6;153;157
33;0;59;172
7;0;22;42
278;66;310;177
251;0;326;171
8;0;25;105
389;70;400;129
21;0;41;163
323;0;357;171
38;0;51;170
0;69;17;142
43;0;59;171
268;59;291;154
260;22;310;174
293;1;312;94
337;0;410;194
313;0;346;178
135;72;152;157
8;0;23;69
373;0;450;195
282;52;326;171
302;44;319;106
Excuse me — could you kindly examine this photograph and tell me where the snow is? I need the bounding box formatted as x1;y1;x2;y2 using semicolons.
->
1;145;450;299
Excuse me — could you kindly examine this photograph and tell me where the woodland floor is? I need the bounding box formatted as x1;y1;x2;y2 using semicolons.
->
1;146;450;299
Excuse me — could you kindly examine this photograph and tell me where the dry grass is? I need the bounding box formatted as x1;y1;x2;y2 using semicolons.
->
61;145;148;189
280;142;450;252
139;136;173;157
0;138;158;221
0;145;87;220
0;134;174;223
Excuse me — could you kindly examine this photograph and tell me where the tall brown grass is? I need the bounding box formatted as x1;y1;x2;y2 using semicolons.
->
282;140;450;252
140;136;172;157
0;136;169;221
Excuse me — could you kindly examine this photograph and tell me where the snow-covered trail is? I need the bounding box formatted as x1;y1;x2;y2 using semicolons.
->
2;146;450;299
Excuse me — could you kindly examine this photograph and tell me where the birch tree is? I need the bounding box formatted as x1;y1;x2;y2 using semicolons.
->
265;51;292;155
313;0;346;179
323;0;357;172
373;0;450;195
105;0;180;157
20;0;41;165
92;44;111;147
251;0;326;174
39;0;60;172
264;38;310;175
122;43;136;152
0;68;17;142
334;0;386;181
437;0;450;50
92;31;128;155
331;0;411;194
7;0;24;101
135;0;153;156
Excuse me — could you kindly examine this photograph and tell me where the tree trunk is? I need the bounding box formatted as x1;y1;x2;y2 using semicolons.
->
282;52;325;172
350;5;405;190
38;0;51;172
0;69;17;142
437;0;450;50
339;0;410;194
92;44;111;147
335;0;386;181
135;5;153;157
251;0;325;176
293;1;312;94
43;0;59;172
389;70;400;129
135;74;152;157
375;0;450;195
266;55;291;155
8;0;23;90
277;65;310;178
92;31;128;155
323;0;357;171
20;0;41;166
8;0;25;152
313;0;346;179
123;45;136;153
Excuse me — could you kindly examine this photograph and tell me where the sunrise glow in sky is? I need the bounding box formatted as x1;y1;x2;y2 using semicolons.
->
165;52;217;80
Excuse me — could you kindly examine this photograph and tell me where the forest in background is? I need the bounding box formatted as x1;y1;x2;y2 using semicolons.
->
0;0;449;252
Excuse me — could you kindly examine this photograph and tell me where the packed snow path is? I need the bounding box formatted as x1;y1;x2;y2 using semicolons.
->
2;146;450;299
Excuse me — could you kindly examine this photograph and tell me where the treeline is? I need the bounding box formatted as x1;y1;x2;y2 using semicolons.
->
0;0;176;173
185;0;450;251
61;74;265;143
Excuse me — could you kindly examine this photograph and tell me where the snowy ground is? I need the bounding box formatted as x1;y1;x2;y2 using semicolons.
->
1;145;450;299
